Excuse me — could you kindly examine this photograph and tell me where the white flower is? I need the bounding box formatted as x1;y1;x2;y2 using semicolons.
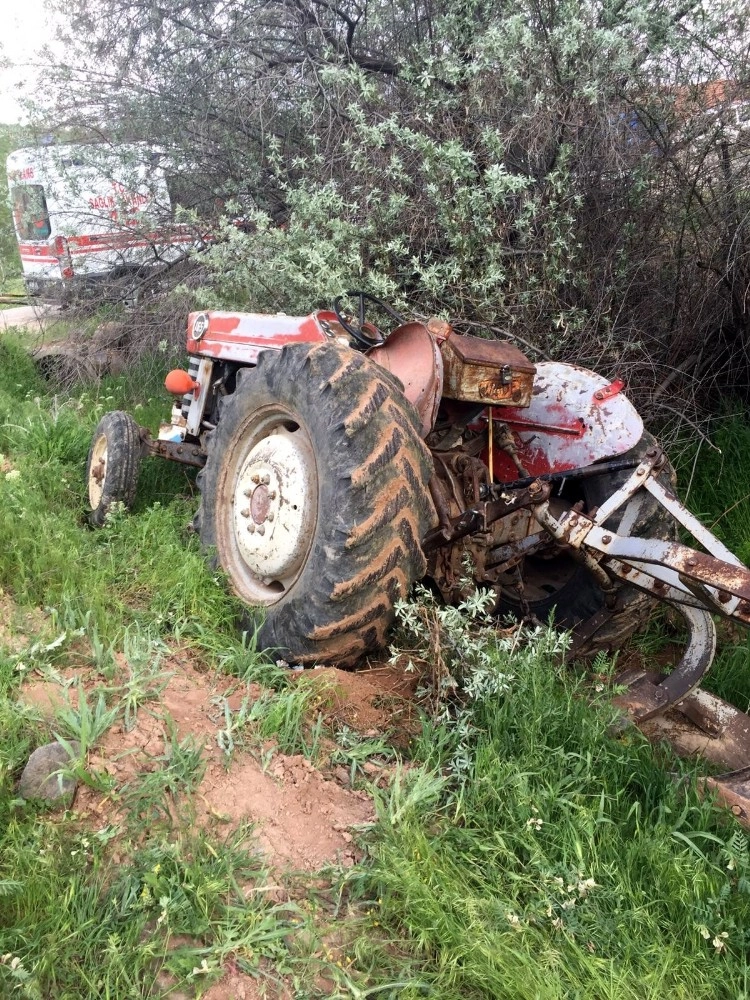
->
5;469;20;481
713;933;728;952
699;926;711;940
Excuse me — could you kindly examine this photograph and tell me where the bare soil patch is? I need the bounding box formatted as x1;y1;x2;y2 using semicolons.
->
15;650;416;872
0;592;49;654
201;968;292;1000
308;661;420;743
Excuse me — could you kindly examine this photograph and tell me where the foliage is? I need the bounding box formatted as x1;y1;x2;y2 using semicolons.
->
18;0;746;422
0;124;23;286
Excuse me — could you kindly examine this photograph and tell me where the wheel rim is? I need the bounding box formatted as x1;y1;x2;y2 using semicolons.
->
88;433;108;509
218;405;318;605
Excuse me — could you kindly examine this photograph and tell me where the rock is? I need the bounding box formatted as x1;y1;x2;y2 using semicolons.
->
18;741;80;807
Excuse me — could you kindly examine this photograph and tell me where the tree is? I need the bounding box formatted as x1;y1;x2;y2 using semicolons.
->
32;0;750;414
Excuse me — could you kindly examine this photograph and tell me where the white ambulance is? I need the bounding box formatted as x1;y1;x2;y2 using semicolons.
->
7;143;196;300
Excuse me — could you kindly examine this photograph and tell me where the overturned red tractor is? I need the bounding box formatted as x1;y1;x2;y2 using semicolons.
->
87;293;750;817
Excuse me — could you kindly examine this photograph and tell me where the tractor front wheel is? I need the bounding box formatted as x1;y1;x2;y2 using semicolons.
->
86;411;142;526
196;341;436;667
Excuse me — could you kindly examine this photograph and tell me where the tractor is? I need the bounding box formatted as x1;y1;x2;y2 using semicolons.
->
86;292;750;819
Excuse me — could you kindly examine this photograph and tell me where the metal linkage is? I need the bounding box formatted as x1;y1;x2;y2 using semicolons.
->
535;501;750;624
422;481;551;552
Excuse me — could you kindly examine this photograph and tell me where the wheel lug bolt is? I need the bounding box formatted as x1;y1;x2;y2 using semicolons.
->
257;524;265;536
262;474;271;485
268;491;276;500
247;523;256;533
267;512;274;522
240;508;250;518
251;474;260;484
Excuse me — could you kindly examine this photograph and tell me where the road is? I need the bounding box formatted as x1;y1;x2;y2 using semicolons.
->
0;304;62;333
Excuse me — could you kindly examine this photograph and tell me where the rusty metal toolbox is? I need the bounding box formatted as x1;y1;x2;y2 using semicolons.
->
441;334;536;406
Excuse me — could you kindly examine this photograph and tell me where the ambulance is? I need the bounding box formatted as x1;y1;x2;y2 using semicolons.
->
6;143;195;300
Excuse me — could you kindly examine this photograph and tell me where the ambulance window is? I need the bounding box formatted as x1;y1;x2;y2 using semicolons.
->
12;185;52;241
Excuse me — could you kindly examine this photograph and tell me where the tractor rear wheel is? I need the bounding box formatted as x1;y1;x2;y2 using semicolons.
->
496;432;676;655
196;341;436;667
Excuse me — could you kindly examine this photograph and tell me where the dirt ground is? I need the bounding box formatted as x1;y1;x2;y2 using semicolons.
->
5;578;423;998
17;650;416;874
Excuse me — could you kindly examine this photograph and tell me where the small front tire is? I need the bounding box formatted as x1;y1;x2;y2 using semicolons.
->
86;411;142;527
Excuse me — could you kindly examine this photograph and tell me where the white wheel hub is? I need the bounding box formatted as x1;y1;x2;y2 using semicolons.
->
88;433;108;508
233;429;317;586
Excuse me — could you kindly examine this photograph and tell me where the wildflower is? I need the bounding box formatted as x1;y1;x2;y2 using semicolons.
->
552;917;564;930
526;817;543;830
595;683;604;692
713;932;728;952
191;959;211;976
727;858;736;871
5;469;20;481
699;926;711;940
506;912;521;928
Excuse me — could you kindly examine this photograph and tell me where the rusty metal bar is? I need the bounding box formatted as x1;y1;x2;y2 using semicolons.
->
644;477;744;567
592;448;663;525
141;433;206;468
612;605;716;722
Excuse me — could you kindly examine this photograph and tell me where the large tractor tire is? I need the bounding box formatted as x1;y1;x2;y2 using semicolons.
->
196;341;436;667
496;432;676;655
86;410;142;527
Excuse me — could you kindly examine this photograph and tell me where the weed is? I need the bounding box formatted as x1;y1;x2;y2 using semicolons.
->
121;720;205;828
331;727;395;785
53;683;119;757
117;625;171;731
243;677;325;758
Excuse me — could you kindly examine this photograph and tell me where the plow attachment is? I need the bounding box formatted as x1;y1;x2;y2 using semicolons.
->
533;447;750;826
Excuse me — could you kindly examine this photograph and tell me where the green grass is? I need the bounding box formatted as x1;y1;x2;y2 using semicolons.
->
336;640;750;999
0;336;247;645
0;334;308;997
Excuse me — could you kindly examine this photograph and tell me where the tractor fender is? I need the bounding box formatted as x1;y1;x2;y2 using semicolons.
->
491;361;644;479
368;323;444;437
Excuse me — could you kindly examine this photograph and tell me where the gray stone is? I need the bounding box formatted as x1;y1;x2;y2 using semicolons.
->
18;741;80;807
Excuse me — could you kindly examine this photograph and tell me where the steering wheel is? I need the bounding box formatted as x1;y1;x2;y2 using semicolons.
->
332;291;406;349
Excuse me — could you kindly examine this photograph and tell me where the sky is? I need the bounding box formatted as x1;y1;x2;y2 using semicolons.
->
0;0;61;124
